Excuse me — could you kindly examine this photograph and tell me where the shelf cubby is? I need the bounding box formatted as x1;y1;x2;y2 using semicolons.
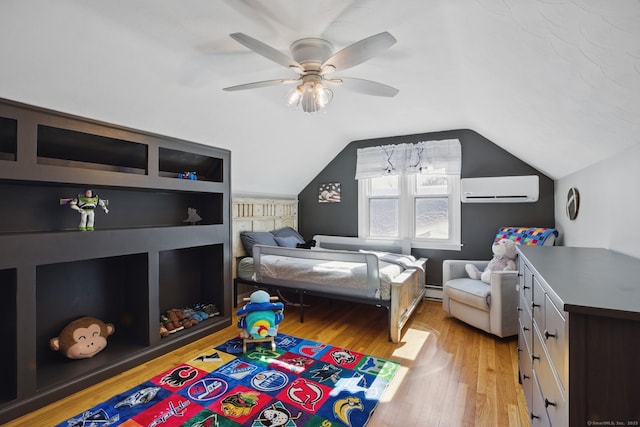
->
0;116;17;162
159;244;225;315
37;124;148;175
35;254;149;390
158;147;224;182
0;268;16;404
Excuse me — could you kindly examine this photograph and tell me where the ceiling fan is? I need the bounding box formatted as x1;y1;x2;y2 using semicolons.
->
223;31;399;113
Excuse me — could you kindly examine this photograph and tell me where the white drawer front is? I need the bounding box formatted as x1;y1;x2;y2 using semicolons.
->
519;325;534;412
532;276;546;330
520;294;533;354
544;294;567;392
533;326;568;427
531;372;551;427
520;262;534;304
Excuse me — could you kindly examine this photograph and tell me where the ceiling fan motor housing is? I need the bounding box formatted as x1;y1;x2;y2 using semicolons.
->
289;38;334;70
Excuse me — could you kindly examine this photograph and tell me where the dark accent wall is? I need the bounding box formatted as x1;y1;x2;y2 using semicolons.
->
298;129;555;285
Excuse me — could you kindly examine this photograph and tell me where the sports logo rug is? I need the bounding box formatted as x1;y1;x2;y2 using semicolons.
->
57;333;400;427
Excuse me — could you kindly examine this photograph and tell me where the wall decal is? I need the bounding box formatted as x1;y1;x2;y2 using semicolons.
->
566;187;580;220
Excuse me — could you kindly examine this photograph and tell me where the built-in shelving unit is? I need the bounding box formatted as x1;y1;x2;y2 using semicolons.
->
0;98;232;423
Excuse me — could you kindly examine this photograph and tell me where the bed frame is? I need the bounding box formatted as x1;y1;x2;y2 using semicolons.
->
231;197;425;343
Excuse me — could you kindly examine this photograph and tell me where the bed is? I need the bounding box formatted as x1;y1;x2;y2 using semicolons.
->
234;232;426;343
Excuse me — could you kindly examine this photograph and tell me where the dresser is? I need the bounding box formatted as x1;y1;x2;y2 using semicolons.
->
517;246;640;426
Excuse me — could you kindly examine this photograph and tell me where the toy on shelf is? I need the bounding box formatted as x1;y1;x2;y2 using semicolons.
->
50;316;115;359
60;188;109;231
183;207;202;225
179;171;197;180
236;290;284;352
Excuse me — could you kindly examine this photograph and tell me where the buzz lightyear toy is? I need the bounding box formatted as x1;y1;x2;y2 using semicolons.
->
60;188;109;231
236;290;284;339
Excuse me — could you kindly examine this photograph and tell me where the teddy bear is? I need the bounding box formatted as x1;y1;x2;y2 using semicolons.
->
465;238;518;283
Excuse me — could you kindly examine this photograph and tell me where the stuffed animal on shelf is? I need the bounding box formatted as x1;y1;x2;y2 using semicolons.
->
236;290;284;339
50;316;115;359
465;238;518;283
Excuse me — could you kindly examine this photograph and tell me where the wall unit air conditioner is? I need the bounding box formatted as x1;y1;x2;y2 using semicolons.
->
461;175;539;203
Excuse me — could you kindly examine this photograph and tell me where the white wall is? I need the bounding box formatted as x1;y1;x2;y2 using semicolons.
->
555;144;640;259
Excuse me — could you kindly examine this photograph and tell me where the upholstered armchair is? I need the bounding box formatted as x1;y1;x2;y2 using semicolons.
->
442;260;519;337
442;227;558;338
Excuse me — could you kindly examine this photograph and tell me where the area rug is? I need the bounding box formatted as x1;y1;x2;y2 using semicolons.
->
57;333;400;427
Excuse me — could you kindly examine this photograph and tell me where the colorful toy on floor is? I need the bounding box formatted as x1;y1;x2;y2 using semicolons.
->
236;290;284;352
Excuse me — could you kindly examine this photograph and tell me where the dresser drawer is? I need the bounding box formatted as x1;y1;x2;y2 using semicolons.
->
532;276;546;330
531;372;551;427
533;326;568;427
519;325;534;412
520;261;534;304
519;294;533;354
544;294;567;391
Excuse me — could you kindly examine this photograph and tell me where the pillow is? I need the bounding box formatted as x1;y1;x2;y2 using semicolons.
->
271;227;305;242
240;231;278;255
274;236;303;248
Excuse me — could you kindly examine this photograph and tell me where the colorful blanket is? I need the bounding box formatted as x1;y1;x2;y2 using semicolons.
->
57;333;399;427
494;226;558;246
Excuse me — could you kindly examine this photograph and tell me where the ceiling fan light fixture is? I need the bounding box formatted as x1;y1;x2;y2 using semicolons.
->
284;85;303;108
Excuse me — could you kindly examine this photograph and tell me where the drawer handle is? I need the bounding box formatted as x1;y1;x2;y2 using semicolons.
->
517;306;522;312
530;413;540;420
523;285;530;290
544;330;557;339
544;398;556;408
522;374;530;380
532;302;540;309
522;326;530;332
532;354;541;362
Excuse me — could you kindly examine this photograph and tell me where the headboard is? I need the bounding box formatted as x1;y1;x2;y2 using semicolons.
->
232;197;298;277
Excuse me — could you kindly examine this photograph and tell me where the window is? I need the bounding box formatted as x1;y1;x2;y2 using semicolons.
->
356;139;461;250
358;172;461;250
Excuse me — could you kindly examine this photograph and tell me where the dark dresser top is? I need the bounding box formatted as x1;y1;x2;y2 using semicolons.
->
517;246;640;320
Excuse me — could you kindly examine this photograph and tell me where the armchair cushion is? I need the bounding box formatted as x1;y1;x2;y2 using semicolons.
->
444;278;490;311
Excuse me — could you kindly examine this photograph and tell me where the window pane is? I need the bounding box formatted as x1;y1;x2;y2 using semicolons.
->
416;174;447;195
415;197;448;239
370;175;399;196
370;198;398;237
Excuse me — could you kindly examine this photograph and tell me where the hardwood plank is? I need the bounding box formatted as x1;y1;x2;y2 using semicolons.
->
5;298;530;426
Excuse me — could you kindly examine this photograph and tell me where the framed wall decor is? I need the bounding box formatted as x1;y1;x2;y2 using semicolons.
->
318;182;341;203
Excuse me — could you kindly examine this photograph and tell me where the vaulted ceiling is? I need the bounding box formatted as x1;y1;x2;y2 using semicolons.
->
1;0;639;196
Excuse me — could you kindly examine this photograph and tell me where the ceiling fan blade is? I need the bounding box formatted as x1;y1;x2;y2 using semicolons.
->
331;77;399;97
321;31;397;73
223;78;298;91
229;33;303;71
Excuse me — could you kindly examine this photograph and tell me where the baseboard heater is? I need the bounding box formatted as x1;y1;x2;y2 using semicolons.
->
460;175;539;203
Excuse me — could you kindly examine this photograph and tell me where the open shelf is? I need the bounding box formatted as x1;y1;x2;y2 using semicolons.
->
158;147;224;182
0;116;17;162
0;269;16;404
159;244;225;315
0;97;231;423
37;124;148;175
0;182;223;234
36;254;149;390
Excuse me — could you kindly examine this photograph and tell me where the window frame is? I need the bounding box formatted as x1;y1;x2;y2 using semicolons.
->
358;173;462;251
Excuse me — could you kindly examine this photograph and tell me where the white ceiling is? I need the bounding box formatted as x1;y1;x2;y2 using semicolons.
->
1;0;639;196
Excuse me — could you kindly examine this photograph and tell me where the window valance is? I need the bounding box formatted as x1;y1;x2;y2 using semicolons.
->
355;139;461;179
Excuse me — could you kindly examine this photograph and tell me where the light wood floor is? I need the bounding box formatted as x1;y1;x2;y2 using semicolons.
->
6;298;530;427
